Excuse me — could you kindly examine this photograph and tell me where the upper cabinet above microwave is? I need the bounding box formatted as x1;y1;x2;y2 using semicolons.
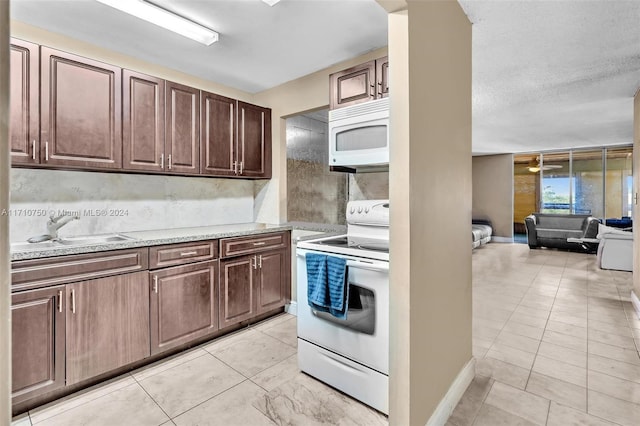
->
329;56;388;110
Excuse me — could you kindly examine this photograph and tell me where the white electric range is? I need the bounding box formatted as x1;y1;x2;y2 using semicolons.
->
296;200;389;414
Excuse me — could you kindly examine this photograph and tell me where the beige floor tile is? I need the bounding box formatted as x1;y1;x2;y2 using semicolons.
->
138;353;245;418
532;355;586;387
509;313;549;329
448;376;494;426
173;380;272;426
525;372;586;411
31;383;168;426
472;403;538;426
589;328;637;349
543;329;587;352
494;331;541;354
536;341;586;368
11;413;31;426
546;401;616;426
549;312;588;328
484;381;550;425
251;313;295;332
259;316;297;347
475;357;530;390
208;329;297;377
250;354;299;392
551;303;588;317
588;353;640;384
29;376;136;424
486;343;536;370
501;321;545;340
588;340;640;366
545;320;587;339
588;390;640;426
252;372;387;426
132;348;209;382
588;369;640;405
473;336;495;350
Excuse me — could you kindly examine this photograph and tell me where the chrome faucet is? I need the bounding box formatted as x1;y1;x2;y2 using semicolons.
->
27;214;80;243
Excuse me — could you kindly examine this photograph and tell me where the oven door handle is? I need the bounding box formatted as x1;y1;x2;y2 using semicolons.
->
346;260;389;272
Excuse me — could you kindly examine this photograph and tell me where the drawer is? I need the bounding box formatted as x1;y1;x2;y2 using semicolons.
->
220;232;289;258
11;248;149;292
149;241;217;269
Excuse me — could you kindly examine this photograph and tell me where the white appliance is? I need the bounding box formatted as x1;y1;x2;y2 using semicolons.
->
328;98;389;167
297;200;389;414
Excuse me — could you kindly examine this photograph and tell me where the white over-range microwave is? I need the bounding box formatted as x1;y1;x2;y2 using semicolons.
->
328;97;389;167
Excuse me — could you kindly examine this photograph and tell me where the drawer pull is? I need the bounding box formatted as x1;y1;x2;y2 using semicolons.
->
57;290;63;313
180;251;198;256
253;242;266;246
258;255;262;268
71;289;76;314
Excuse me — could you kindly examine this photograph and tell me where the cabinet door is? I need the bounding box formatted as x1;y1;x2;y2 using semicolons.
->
40;47;122;169
10;38;39;165
238;102;271;178
166;81;199;174
11;286;65;404
376;56;389;98
150;261;219;355
256;249;288;314
201;91;237;176
66;271;150;385
219;255;256;328
329;60;376;110
123;70;165;172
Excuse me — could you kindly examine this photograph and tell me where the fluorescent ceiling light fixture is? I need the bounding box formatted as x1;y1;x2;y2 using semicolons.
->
96;0;219;45
262;0;281;6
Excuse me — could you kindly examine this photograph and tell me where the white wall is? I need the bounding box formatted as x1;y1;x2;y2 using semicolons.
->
10;169;254;242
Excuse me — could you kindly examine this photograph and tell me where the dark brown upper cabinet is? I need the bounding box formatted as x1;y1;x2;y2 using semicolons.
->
166;81;200;174
238;101;271;178
376;56;389;99
10;39;39;165
40;47;122;169
329;56;389;110
122;70;165;172
200;91;236;176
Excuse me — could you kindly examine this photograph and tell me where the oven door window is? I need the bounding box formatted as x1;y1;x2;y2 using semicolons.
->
312;283;376;335
335;125;387;151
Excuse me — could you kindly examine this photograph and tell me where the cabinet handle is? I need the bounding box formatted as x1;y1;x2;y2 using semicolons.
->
160;153;164;169
71;289;76;314
153;275;158;293
252;256;257;270
32;140;36;160
57;290;63;313
180;251;198;256
253;242;266;246
258;255;262;268
45;141;49;161
233;161;238;174
370;84;375;98
239;161;244;175
168;154;172;170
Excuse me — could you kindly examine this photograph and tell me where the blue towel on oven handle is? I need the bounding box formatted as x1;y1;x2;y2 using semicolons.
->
306;253;349;319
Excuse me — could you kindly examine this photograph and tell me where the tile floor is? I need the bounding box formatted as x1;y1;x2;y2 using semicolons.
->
11;243;640;426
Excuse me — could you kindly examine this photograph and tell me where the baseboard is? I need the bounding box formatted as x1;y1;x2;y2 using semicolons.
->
425;358;476;426
631;291;640;320
491;236;514;243
285;301;298;316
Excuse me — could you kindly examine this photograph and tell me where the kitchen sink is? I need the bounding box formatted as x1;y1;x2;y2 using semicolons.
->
11;234;136;251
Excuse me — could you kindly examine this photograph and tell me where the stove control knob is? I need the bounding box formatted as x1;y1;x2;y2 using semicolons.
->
365;208;370;213
350;207;355;214
357;207;363;213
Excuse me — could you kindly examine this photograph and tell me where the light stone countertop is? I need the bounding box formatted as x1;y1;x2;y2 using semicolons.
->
11;223;292;261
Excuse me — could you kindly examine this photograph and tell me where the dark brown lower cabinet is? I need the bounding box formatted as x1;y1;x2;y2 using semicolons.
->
219;255;256;328
256;249;288;314
65;271;150;385
150;260;219;355
219;247;289;328
11;286;65;404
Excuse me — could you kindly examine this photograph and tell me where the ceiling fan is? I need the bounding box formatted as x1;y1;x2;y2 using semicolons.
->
527;157;562;173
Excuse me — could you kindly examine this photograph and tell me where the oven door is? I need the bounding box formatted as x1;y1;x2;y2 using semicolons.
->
296;248;389;374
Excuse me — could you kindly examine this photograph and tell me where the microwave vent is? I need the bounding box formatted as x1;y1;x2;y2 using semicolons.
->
329;97;390;121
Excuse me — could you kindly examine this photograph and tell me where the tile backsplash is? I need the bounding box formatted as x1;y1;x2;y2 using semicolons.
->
9;169;254;242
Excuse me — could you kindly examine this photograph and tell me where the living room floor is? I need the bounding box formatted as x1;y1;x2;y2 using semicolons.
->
11;244;640;426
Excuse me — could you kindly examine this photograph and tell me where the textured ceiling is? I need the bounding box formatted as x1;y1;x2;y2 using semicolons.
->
10;1;640;155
